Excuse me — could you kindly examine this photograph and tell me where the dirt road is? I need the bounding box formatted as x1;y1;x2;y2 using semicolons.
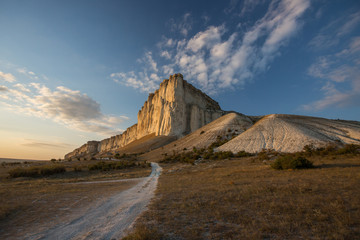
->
26;162;162;240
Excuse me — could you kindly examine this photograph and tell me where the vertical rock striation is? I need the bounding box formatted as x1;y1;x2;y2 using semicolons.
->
65;74;224;159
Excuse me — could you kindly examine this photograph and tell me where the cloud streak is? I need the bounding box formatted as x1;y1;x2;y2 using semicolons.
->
303;36;360;111
0;71;16;83
111;0;310;94
1;82;129;136
22;139;75;149
309;11;360;49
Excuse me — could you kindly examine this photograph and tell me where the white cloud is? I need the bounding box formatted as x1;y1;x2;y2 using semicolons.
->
1;83;129;136
16;67;42;80
187;26;224;52
303;36;360;111
22;139;74;149
110;71;160;93
113;0;309;95
309;11;360;49
170;13;192;36
0;85;8;91
0;71;16;82
143;51;158;72
160;51;171;59
337;11;360;37
14;83;31;92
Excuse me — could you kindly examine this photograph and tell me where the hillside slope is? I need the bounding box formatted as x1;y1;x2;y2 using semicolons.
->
217;114;360;153
140;112;253;161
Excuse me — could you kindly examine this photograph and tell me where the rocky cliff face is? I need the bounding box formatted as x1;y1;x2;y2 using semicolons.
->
64;141;99;159
65;74;224;159
137;73;223;138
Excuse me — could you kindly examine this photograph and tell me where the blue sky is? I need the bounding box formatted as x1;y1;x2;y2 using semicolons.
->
0;0;359;159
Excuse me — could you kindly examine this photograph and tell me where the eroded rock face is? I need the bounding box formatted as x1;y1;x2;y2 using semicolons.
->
137;74;223;138
65;74;224;159
64;141;99;159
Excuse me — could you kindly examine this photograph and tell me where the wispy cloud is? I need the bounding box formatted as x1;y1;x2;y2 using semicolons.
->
309;11;360;49
112;0;310;94
13;83;31;92
303;36;360;111
22;139;74;149
1;82;129;136
0;71;16;83
169;13;193;36
0;85;8;91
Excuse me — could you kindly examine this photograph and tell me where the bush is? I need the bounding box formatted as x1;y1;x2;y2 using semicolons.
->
235;151;253;158
88;160;149;171
303;143;360;156
271;155;314;170
39;165;66;176
257;149;278;160
337;144;360;155
8;165;66;178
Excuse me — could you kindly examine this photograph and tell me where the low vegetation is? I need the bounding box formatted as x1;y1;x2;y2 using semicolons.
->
8;165;66;178
271;154;314;170
127;144;360;239
88;160;150;171
0;158;152;238
303;143;360;156
160;136;253;164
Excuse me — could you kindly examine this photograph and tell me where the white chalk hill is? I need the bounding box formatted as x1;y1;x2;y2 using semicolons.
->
141;112;253;160
218;114;360;153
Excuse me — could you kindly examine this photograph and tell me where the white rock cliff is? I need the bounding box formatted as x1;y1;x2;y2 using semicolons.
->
65;74;224;159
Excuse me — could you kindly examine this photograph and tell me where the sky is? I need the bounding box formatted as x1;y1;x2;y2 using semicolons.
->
0;0;359;160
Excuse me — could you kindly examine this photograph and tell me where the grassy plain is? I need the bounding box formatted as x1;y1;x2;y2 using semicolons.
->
0;159;151;239
130;154;360;239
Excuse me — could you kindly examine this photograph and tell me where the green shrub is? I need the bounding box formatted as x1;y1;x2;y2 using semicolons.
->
8;165;66;178
257;149;279;160
235;151;253;158
39;165;66;176
303;143;360;156
337;144;360;155
271;155;314;170
88;160;148;171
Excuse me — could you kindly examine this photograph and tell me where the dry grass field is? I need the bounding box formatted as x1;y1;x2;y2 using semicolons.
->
129;154;360;239
0;159;151;239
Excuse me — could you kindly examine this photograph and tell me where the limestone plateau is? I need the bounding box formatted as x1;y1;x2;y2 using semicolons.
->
65;74;360;159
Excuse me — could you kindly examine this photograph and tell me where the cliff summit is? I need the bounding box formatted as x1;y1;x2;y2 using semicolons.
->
65;73;224;159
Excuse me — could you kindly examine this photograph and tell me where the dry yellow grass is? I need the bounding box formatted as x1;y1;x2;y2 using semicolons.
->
0;160;151;239
133;155;360;239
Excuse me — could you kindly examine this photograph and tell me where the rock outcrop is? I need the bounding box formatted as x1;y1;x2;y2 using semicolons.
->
65;74;224;159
